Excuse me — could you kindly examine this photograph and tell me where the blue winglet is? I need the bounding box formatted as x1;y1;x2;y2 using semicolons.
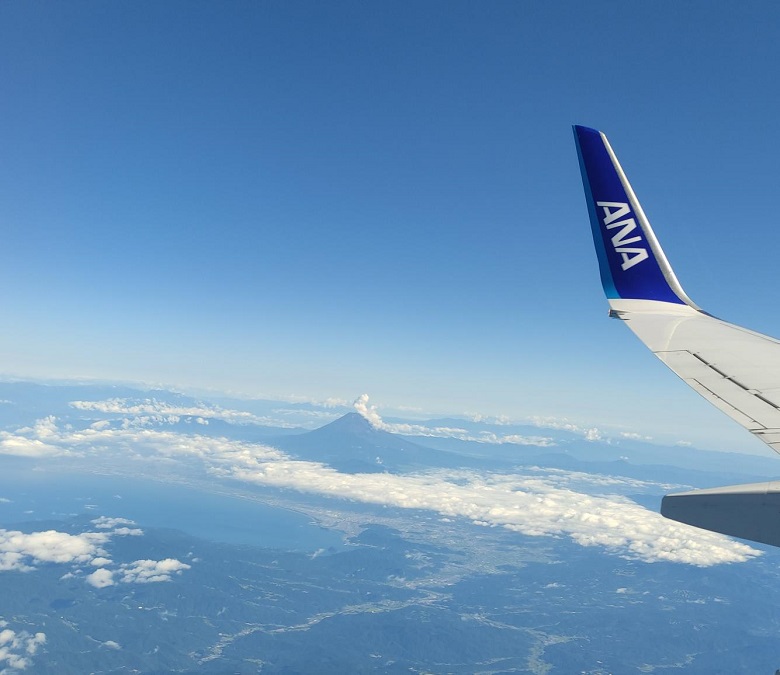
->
573;125;692;306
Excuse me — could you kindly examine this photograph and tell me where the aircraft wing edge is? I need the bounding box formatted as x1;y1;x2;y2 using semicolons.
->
662;481;780;547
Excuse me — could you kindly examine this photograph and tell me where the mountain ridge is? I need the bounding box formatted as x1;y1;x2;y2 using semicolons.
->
270;412;474;473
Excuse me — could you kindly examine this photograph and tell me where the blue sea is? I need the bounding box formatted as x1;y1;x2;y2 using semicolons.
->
0;460;343;552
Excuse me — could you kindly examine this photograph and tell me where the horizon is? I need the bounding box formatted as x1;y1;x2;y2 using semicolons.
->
0;375;776;461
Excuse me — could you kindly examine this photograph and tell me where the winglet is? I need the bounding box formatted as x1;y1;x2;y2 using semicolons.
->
573;125;697;308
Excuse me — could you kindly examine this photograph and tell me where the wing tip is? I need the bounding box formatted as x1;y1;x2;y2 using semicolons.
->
574;124;698;309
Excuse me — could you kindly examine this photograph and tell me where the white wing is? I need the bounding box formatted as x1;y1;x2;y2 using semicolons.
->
611;298;780;454
574;125;780;547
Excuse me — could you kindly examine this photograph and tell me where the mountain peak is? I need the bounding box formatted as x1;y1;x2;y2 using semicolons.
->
320;412;378;434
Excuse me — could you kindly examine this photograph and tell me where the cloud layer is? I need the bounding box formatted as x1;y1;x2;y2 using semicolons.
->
0;413;762;567
70;397;293;427
226;463;757;567
353;394;555;446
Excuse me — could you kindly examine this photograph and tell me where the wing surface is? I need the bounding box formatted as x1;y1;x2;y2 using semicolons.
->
573;125;780;456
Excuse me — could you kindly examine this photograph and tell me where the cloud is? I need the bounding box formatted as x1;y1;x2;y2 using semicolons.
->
70;398;282;427
0;529;109;572
112;527;143;536
0;624;45;671
0;435;61;457
0;416;761;567
275;394;349;408
620;432;653;441
530;415;606;442
353;394;384;428
0;418;286;467
469;431;555;447
86;568;114;588
0;517;190;589
90;517;143;536
0;416;81;457
272;408;343;424
89;560;190;587
583;428;603;441
119;559;191;584
91;516;136;530
225;463;759;567
523;466;684;493
529;416;665;445
354;395;554;446
529;415;586;432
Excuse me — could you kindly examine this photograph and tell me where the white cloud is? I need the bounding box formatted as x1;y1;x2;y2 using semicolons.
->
523;466;683;493
272;408;342;423
353;394;384;428
0;435;60;457
0;516;190;589
620;432;653;441
86;568;114;588
91;516;136;530
88;558;191;587
0;529;109;571
70;397;278;427
112;527;143;536
120;558;191;584
470;431;555;447
0;417;76;457
0;419;286;473
225;463;759;567
89;518;143;538
530;415;606;443
529;415;584;433
355;395;554;446
275;394;349;408
0;623;45;671
583;427;603;442
0;416;761;567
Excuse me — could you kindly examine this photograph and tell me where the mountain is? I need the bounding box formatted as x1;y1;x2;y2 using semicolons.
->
270;413;470;473
408;431;780;486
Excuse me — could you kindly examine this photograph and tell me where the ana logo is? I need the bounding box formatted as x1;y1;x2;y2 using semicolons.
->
596;201;648;271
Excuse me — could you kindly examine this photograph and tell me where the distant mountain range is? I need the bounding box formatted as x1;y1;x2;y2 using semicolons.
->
270;412;477;473
1;380;779;487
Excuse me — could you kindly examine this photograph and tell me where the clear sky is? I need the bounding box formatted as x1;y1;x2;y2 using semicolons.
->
1;1;780;452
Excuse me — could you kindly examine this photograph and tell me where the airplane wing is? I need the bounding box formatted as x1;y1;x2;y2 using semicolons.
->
574;125;780;547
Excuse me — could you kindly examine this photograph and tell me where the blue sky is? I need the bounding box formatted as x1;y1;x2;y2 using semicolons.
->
1;1;780;452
